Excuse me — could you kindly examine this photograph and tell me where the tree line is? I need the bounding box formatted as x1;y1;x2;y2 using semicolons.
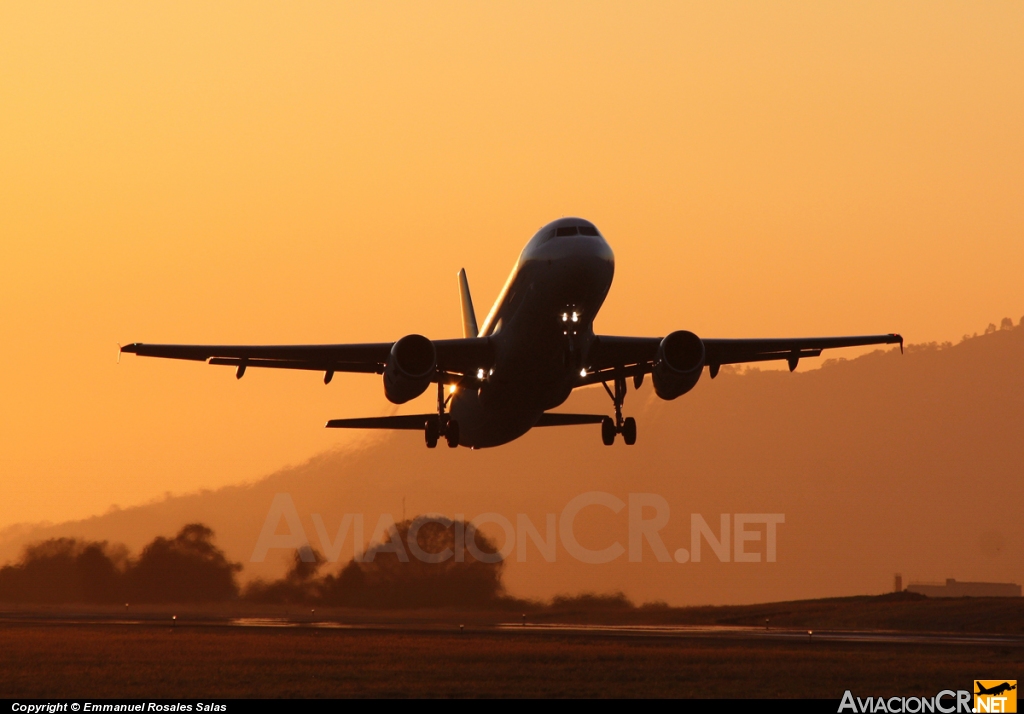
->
0;517;509;607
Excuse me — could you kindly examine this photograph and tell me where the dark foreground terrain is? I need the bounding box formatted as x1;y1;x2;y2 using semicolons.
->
1;595;1020;698
0;620;1019;698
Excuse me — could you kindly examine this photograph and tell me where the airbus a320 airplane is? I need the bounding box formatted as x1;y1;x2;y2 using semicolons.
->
122;217;902;449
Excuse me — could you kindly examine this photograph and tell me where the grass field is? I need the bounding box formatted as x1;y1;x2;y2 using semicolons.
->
0;621;1019;698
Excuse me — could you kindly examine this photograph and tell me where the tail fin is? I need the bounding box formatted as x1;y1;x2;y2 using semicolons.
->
458;268;479;338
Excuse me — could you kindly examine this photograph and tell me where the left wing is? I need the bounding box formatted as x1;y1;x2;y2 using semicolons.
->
584;332;902;384
120;337;493;382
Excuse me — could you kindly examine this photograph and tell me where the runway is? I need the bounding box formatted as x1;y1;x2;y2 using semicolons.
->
2;614;1020;698
2;613;1020;648
496;622;1024;647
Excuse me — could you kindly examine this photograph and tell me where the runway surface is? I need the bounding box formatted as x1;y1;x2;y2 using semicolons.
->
2;613;1020;647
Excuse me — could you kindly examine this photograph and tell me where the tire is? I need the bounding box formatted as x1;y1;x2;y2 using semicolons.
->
601;416;616;446
445;420;460;448
425;417;439;448
622;417;637;445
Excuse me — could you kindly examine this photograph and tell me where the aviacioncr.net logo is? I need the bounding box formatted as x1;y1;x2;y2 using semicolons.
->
975;681;1017;713
839;690;972;713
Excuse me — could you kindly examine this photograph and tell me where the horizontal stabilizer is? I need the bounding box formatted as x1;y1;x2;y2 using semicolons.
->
325;414;432;430
534;413;607;427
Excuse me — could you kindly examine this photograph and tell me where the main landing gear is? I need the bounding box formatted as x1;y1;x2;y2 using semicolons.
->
425;380;460;449
601;375;638;446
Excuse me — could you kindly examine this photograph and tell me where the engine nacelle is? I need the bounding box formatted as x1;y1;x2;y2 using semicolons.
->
652;330;705;400
383;334;436;404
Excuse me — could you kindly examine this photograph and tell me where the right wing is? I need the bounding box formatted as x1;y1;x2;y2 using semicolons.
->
584;332;903;384
120;337;493;381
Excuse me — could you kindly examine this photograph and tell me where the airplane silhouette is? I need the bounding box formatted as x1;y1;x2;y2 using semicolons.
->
977;683;1017;697
122;217;902;448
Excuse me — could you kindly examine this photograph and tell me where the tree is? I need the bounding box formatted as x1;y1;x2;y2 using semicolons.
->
320;516;506;608
127;524;241;602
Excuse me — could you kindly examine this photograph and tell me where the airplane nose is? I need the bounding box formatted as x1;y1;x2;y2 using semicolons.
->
574;234;614;262
529;234;614;265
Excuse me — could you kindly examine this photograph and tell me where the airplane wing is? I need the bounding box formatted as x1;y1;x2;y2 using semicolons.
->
584;333;902;384
120;337;493;382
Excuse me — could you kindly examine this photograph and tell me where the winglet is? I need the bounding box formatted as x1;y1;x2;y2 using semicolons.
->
458;268;479;338
894;333;904;354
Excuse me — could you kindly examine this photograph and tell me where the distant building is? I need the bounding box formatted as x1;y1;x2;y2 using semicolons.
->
894;573;902;593
907;578;1021;598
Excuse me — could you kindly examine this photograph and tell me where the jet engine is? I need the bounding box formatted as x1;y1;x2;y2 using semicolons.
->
652;330;705;400
383;334;436;404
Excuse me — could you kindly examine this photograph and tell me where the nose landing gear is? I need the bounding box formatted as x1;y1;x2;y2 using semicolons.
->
425;380;460;449
601;376;637;446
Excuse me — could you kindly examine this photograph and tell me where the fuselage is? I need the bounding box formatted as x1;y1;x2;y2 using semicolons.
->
449;217;614;448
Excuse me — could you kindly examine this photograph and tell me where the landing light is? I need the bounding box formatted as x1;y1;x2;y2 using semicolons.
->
571;312;579;323
580;369;587;377
476;368;485;380
449;385;457;394
561;313;568;322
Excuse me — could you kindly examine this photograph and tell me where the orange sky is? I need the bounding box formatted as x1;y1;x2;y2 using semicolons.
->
1;2;1022;529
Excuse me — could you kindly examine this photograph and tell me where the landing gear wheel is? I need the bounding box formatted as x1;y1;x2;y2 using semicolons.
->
425;417;439;449
445;420;460;448
601;416;616;446
622;417;637;446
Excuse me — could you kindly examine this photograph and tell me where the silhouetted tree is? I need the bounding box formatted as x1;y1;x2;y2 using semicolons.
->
243;545;325;603
318;516;506;608
0;538;126;603
127;524;241;602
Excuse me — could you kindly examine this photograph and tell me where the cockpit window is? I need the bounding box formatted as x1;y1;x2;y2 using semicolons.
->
531;221;602;246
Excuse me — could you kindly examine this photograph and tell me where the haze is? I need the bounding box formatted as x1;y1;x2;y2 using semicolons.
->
1;2;1022;530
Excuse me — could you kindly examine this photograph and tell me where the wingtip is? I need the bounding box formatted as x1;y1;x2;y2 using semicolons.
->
893;333;904;354
120;343;140;354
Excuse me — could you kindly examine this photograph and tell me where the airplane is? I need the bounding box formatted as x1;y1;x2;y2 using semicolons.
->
976;683;1016;697
121;217;903;449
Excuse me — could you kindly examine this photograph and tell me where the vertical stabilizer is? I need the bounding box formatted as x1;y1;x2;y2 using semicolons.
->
458;268;479;338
